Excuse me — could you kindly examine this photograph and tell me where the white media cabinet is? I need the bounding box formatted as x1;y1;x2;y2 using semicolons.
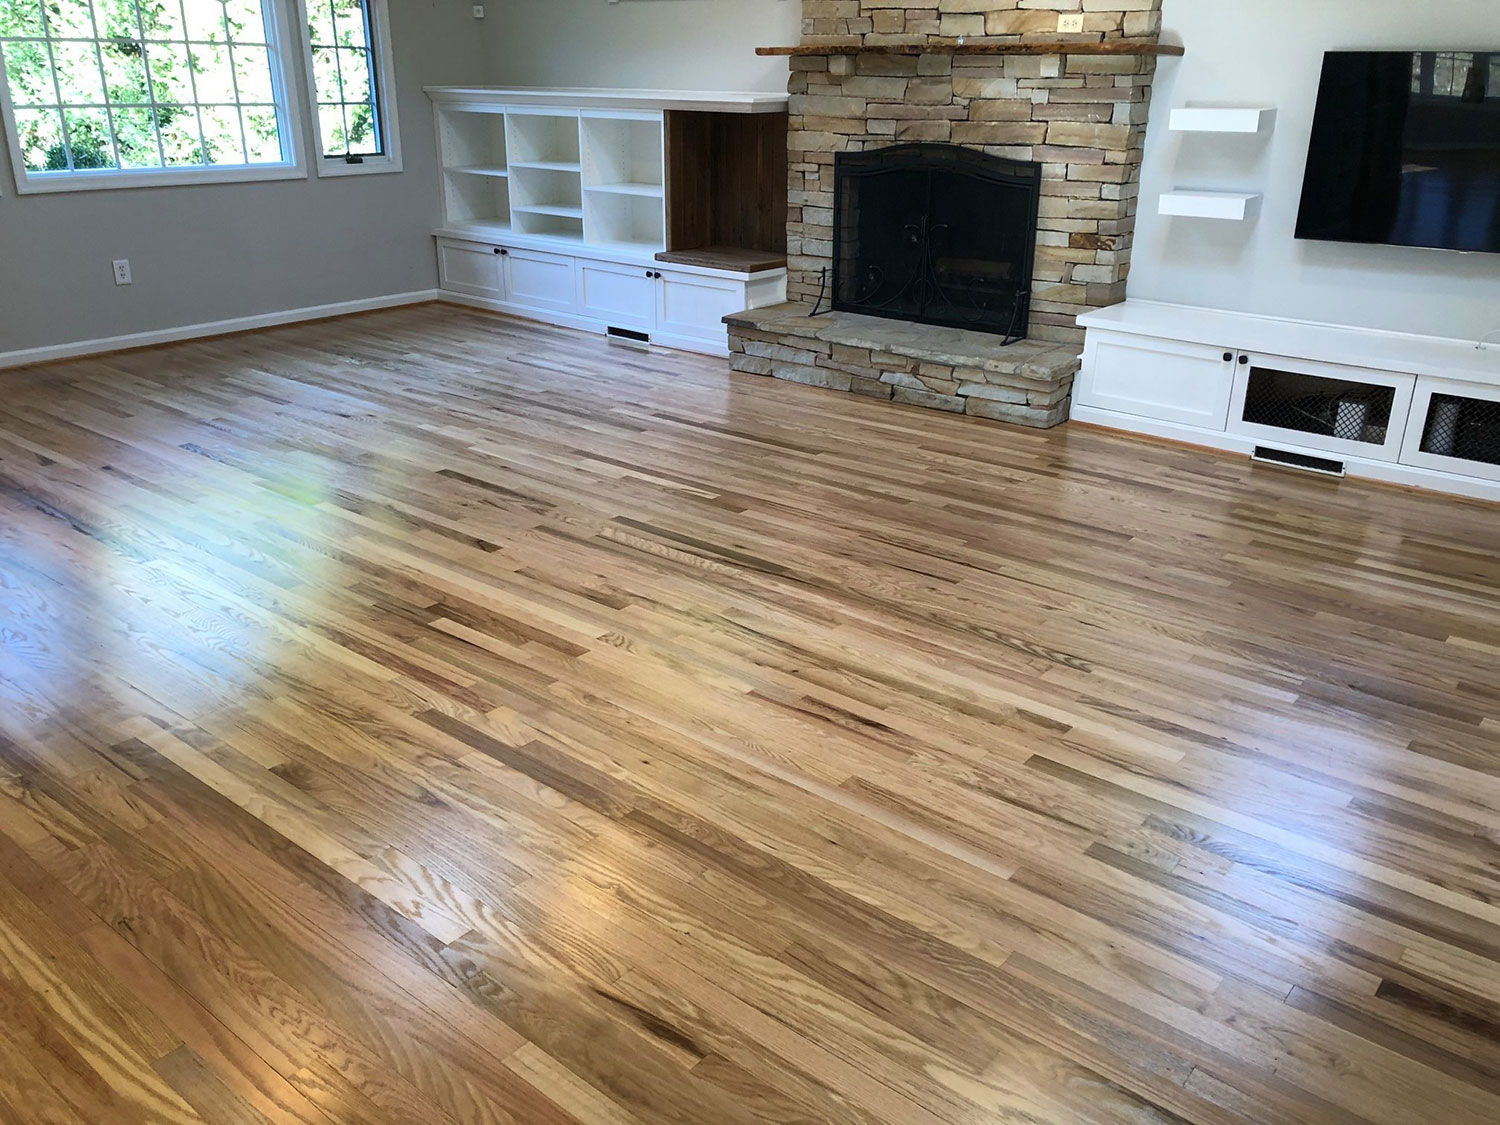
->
426;87;790;356
1075;301;1500;502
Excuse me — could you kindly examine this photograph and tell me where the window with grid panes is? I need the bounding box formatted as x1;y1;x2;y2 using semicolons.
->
0;0;300;190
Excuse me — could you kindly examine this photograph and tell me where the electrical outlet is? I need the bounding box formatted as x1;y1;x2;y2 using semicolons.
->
112;259;132;286
1058;13;1085;33
471;4;484;17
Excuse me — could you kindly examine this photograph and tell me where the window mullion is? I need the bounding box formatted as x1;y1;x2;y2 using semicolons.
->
219;3;249;162
83;3;123;169
35;0;75;169
328;0;345;157
128;0;170;168
171;0;208;164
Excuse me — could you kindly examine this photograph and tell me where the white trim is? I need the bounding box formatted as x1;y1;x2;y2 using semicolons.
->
0;290;440;371
433;223;784;281
0;0;308;195
9;163;307;194
1077;299;1500;387
1068;403;1500;505
425;86;790;115
315;153;401;177
296;0;404;178
438;291;732;358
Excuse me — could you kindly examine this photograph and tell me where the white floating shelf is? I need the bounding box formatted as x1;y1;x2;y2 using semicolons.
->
1170;106;1276;134
1159;190;1261;221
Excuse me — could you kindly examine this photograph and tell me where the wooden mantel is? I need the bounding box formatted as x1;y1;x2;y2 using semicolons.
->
758;38;1184;58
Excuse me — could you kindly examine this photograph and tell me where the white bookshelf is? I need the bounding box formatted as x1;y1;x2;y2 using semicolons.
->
427;88;790;356
438;107;510;230
581;112;664;250
434;102;674;252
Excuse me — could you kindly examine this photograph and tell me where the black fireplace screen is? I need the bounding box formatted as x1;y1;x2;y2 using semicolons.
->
832;143;1042;341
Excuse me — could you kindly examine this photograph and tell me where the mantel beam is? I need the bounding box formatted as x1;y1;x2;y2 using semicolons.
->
757;39;1183;58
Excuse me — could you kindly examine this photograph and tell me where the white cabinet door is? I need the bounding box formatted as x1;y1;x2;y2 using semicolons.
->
578;259;657;330
1227;354;1414;463
1399;377;1500;483
504;248;577;315
656;269;743;346
437;238;505;301
1076;333;1235;429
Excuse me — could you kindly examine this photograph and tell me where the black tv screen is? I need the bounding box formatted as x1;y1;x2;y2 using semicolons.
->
1296;51;1500;253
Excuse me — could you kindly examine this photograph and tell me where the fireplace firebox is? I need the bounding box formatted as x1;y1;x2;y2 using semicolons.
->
832;144;1042;342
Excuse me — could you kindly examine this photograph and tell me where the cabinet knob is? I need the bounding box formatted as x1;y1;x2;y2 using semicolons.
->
1238;354;1250;365
494;247;502;255
645;269;653;278
1223;352;1233;362
653;271;663;279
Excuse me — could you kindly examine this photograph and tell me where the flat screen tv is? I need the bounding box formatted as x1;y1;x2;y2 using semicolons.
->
1296;51;1500;254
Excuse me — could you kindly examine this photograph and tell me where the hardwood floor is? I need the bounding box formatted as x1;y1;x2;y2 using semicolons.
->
1;304;1498;1124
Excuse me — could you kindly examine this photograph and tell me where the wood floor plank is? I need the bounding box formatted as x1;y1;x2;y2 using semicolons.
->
1;304;1498;1122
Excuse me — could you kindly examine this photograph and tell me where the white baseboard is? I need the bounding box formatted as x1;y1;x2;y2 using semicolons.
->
0;289;443;371
1068;403;1500;504
437;291;608;338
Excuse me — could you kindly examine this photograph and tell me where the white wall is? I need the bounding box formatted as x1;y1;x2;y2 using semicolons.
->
482;0;798;92
0;0;485;356
1130;0;1500;343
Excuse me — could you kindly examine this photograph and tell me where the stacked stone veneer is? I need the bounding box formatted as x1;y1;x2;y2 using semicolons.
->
726;2;1164;429
787;0;1164;347
727;305;1080;427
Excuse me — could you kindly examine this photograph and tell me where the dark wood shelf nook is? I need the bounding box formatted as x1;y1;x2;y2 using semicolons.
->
655;246;788;274
757;38;1184;57
663;110;788;273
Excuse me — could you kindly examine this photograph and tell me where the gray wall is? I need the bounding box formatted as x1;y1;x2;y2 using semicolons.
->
0;0;486;355
1130;0;1500;342
481;0;798;92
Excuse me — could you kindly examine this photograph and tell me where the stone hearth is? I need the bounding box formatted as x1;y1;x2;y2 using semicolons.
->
727;304;1080;428
727;0;1164;428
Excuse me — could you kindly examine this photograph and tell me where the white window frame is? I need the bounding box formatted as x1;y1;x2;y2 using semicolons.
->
295;0;401;177
0;0;308;194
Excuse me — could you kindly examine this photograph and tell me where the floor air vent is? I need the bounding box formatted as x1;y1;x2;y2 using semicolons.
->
607;326;651;349
1251;446;1346;477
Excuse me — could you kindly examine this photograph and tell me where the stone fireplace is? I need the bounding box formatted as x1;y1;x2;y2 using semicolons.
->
726;0;1166;429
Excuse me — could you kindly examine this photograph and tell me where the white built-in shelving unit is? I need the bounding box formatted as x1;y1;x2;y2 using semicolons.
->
1074;300;1500;503
437;104;660;248
426;87;790;356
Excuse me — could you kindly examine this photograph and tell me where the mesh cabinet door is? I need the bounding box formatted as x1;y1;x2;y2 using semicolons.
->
1400;378;1500;485
1226;354;1415;463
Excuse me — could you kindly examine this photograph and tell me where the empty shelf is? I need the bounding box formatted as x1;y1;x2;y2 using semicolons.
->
1169;106;1276;134
448;165;509;178
1159;190;1260;221
513;203;584;218
586;181;664;198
